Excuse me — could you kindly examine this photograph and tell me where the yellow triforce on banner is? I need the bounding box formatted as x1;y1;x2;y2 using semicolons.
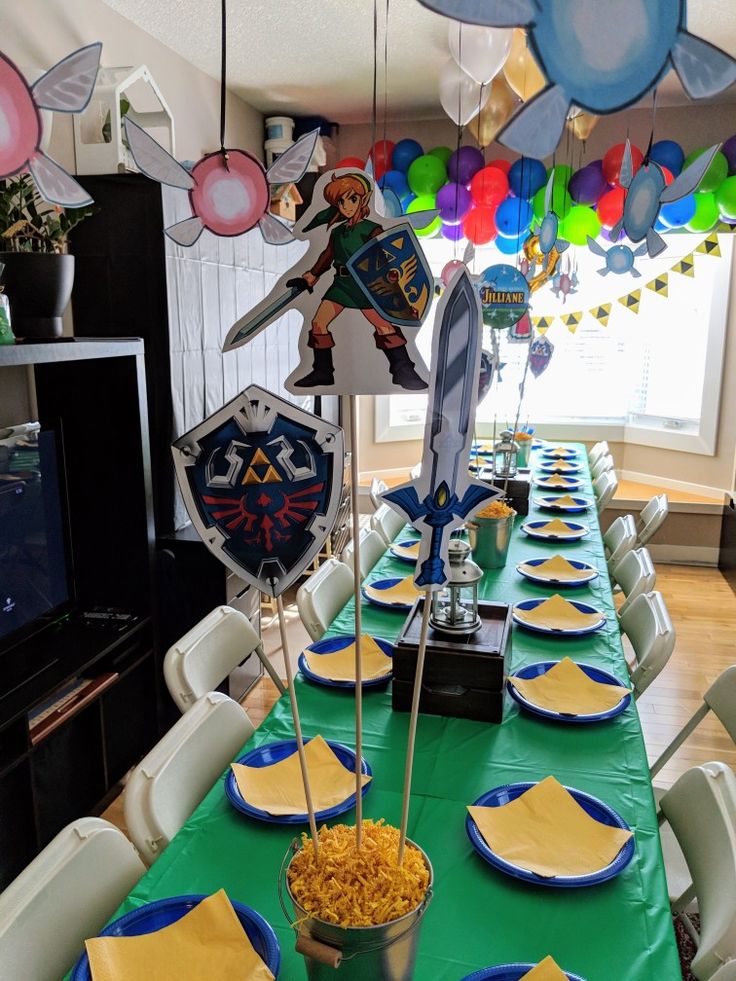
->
562;311;582;333
646;273;668;297
531;315;555;335
695;233;721;257
672;254;695;277
589;303;612;327
618;289;641;314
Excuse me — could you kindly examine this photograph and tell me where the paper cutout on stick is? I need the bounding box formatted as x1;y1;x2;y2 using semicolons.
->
172;385;343;598
0;44;101;206
381;271;499;589
223;169;431;396
416;1;736;158
124;117;318;246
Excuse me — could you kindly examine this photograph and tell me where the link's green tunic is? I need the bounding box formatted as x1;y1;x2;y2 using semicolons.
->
310;218;381;309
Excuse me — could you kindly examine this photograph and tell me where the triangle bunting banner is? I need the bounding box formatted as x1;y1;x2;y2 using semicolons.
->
672;254;695;277
618;289;641;315
589;303;612;327
645;273;668;297
562;311;582;333
531;315;554;335
695;234;721;257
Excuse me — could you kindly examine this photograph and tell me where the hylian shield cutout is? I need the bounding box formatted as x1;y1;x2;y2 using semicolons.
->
347;224;433;327
172;386;344;598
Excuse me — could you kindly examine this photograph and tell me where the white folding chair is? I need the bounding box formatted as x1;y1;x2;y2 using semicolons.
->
658;762;736;980
0;817;145;981
612;547;656;617
619;591;676;698
410;462;421;479
603;514;637;575
164;605;284;714
124;692;253;865
369;477;388;512
590;453;614;481
370;502;405;545
593;469;618;514
296;557;354;641
637;493;669;547
341;528;386;580
588;440;610;466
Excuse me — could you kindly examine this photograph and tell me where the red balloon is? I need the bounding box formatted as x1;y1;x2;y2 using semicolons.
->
368;140;395;180
470;166;508;208
336;156;365;169
602;143;643;186
660;165;674;186
597;186;626;228
488;157;512;175
463;206;497;245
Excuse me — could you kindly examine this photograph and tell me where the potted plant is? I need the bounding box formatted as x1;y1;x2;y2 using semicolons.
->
0;174;94;339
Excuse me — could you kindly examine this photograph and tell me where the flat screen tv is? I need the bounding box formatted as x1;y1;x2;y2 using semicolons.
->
0;422;74;652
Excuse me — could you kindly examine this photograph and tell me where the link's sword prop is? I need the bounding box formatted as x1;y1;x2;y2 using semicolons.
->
381;270;500;589
227;277;312;349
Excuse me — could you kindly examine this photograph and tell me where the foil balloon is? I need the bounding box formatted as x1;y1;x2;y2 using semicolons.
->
467;75;516;148
503;29;545;102
529;334;554;378
567;110;599;141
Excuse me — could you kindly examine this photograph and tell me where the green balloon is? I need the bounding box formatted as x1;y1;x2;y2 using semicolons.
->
532;186;546;221
428;146;452;166
407;193;441;237
560;205;601;245
687;192;719;232
684;148;729;193
407;154;447;196
533;181;571;220
548;163;573;186
717;175;736;220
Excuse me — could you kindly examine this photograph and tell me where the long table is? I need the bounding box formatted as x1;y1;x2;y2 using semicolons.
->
86;445;680;980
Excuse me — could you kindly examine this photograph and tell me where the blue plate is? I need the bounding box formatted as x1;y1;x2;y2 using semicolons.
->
361;577;416;610
507;661;631;723
521;519;589;542
298;634;393;689
460;965;586;981
516;557;598;587
466;782;634;887
534;476;584;491
512;598;605;636
537;461;584;475
70;894;281;981
541;448;578;460
389;539;421;563
225;738;371;824
533;495;592;513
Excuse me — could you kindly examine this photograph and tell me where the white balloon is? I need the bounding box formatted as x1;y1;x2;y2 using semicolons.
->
438;59;490;127
448;21;512;85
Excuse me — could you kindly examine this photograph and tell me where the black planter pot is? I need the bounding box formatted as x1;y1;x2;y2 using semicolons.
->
0;252;75;340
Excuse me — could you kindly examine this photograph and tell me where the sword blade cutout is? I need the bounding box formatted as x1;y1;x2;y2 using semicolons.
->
381;270;500;589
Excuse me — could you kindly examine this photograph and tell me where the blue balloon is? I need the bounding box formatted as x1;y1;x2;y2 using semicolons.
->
391;139;423;173
659;194;696;228
653;217;668;232
401;193;416;213
495;232;524;255
496;198;533;236
379;169;410;199
508;157;547;199
650;140;685;177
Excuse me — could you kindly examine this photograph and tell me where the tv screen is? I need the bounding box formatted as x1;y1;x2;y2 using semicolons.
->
0;424;73;647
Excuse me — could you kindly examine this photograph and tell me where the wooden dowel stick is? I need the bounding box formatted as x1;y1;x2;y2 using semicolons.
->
275;592;319;860
348;394;364;848
398;593;432;865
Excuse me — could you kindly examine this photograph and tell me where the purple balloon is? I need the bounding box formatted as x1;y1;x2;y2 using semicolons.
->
436;182;472;223
569;164;608;205
441;221;465;241
600;226;625;242
448;146;484;186
723;135;736;175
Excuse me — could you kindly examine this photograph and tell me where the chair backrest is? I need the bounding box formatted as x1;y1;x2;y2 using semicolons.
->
124;692;253;865
164;605;262;713
603;514;637;572
613;547;656;617
620;591;676;697
659;762;736;980
589;440;610;466
590;453;614;481
370;502;405;545
0;817;145;980
341;528;386;580
369;477;388;511
637;493;669;547
296;557;354;641
409;462;421;479
593;469;618;514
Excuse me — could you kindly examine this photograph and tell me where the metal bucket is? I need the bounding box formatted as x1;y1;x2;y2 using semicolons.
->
279;839;433;981
516;439;532;467
467;512;516;569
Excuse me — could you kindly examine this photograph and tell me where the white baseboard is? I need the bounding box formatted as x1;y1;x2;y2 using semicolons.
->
620;469;726;503
648;544;720;566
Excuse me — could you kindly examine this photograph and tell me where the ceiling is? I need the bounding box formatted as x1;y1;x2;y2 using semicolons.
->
102;0;736;123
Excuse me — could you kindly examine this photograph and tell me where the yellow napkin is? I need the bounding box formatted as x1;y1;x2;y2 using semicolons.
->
546;446;575;458
231;734;370;815
467;776;632;878
391;540;420;560
543;494;584;508
474;442;495;454
85;889;274;981
511;657;631;715
304;635;392;682
364;576;421;606
514;594;603;630
543;459;576;472
537;475;577;488
521;956;569;980
533;518;586;538
518;554;591;582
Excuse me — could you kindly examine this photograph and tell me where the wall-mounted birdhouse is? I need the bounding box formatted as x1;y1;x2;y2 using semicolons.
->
73;65;175;175
270;182;303;223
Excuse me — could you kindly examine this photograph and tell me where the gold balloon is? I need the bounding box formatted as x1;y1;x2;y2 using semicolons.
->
503;29;546;102
567;110;599;141
467;74;516;147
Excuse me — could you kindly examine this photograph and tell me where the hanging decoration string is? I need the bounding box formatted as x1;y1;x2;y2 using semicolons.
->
219;0;228;167
382;0;390;158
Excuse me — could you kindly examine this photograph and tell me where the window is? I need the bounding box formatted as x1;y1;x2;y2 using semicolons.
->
376;234;732;456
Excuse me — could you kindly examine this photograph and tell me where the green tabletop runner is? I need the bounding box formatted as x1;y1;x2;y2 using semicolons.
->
85;445;680;981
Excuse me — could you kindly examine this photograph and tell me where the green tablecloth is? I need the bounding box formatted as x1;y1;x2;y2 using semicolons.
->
92;445;680;981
